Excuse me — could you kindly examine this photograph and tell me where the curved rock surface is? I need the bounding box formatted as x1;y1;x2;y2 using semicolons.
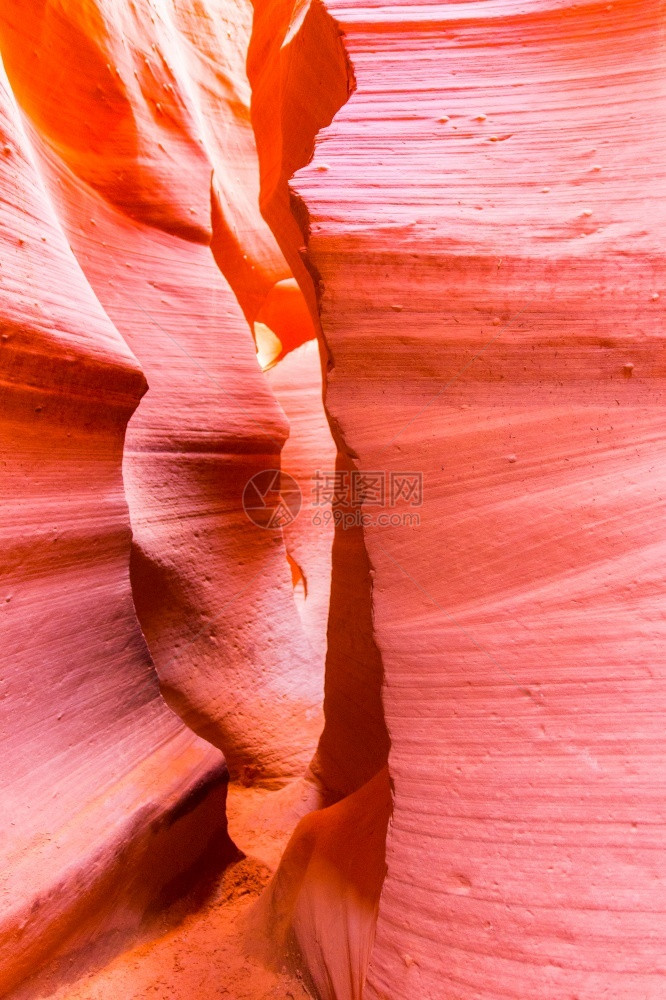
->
266;339;336;669
2;0;665;998
0;0;325;784
0;48;231;995
256;768;391;1000
0;0;327;989
291;0;666;997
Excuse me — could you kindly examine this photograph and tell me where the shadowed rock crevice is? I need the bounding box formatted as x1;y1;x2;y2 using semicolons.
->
248;3;393;997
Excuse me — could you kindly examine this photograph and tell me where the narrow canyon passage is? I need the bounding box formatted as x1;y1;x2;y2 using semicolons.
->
2;1;666;1000
0;0;392;995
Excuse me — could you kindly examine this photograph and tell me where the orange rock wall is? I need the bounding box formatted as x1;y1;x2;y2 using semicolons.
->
0;0;328;989
2;1;666;999
290;1;666;997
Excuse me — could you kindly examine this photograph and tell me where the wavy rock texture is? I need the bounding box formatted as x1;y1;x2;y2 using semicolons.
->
0;0;288;316
266;339;336;669
0;48;231;996
250;0;391;803
249;5;392;995
289;0;666;997
255;768;391;1000
0;0;326;783
0;0;329;990
248;0;353;322
2;0;665;998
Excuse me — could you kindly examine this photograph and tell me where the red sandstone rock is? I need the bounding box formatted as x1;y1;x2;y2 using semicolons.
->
2;0;665;997
266;339;336;669
0;0;325;784
290;0;666;997
0;0;327;988
0;49;230;994
256;768;391;1000
0;0;289;318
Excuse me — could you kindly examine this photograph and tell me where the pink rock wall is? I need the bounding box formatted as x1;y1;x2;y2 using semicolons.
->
0;0;326;784
290;0;666;996
0;0;329;988
0;49;230;994
2;0;665;997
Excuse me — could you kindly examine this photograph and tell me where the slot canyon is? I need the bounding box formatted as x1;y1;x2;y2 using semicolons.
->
1;1;665;998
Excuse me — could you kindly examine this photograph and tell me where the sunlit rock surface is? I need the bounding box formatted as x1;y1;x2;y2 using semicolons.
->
0;49;231;995
1;0;665;998
289;0;666;997
0;0;323;990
